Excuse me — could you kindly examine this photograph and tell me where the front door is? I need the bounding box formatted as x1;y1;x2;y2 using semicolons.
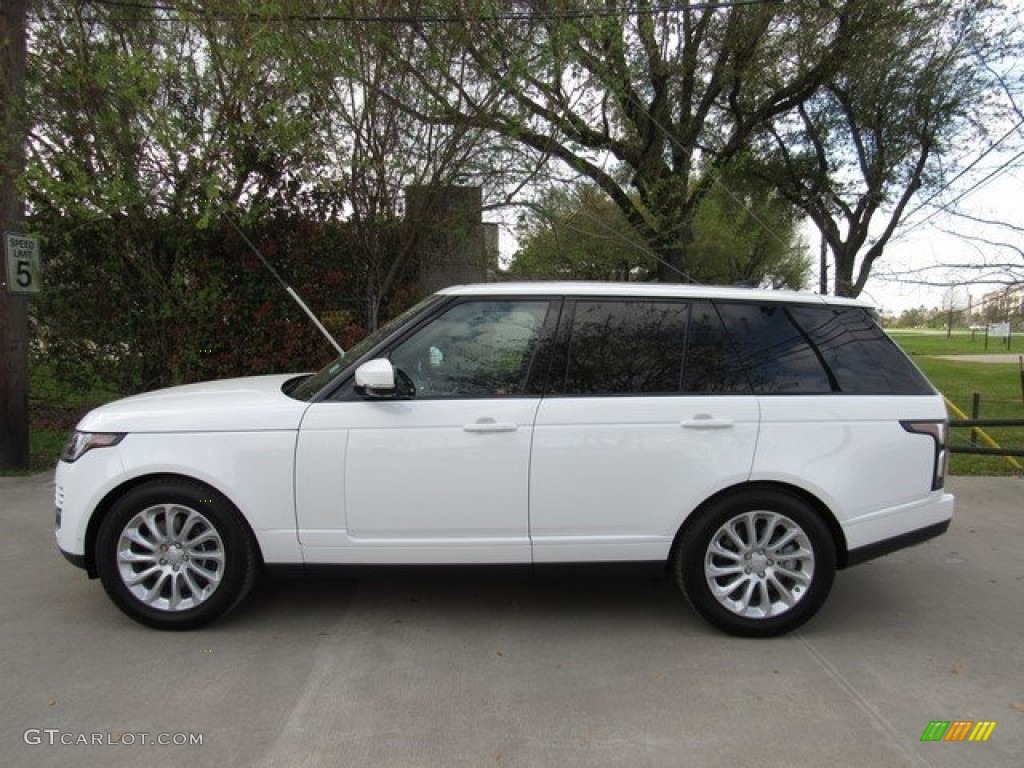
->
296;298;555;564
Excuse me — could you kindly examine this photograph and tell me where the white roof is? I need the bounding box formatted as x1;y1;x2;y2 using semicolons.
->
438;281;871;308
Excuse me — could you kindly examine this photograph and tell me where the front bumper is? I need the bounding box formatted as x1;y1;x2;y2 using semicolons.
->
58;546;89;571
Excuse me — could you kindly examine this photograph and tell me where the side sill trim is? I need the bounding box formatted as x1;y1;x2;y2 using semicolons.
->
844;520;951;568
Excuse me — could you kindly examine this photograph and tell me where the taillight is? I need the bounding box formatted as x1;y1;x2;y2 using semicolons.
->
901;420;948;491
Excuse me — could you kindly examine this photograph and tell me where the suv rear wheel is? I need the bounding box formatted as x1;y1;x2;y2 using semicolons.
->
675;489;836;637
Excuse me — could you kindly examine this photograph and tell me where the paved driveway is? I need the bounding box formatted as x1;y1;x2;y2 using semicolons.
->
1;473;1022;767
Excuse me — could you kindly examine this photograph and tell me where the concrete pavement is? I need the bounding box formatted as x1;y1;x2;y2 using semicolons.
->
1;472;1022;767
930;354;1021;364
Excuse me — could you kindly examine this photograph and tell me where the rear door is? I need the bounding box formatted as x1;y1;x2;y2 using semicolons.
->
529;299;760;562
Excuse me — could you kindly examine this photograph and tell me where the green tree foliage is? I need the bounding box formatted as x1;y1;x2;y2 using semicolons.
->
511;184;655;280
513;165;810;289
26;0;345;390
393;0;868;281
688;160;810;289
387;0;1016;295
24;1;530;391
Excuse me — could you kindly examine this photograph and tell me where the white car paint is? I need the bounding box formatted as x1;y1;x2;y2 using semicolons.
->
294;397;539;563
529;395;760;561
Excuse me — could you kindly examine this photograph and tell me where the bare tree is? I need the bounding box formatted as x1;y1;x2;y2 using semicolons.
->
314;15;545;320
758;0;1019;296
383;1;892;282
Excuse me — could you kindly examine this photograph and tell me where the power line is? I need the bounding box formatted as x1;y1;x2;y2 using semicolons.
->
930;147;1024;216
898;116;1024;236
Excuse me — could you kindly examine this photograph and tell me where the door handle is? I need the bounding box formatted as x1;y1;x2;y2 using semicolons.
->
463;418;519;433
681;414;735;430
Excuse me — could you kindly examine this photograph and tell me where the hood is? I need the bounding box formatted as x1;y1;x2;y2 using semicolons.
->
77;374;311;434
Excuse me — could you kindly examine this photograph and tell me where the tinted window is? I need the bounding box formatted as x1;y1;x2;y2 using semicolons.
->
716;303;833;394
790;306;935;395
389;300;550;398
562;301;687;395
682;302;752;394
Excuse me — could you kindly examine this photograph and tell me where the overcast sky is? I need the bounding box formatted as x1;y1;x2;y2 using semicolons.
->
859;164;1022;315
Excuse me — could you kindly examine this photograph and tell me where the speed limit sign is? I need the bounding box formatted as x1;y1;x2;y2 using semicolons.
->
4;233;41;294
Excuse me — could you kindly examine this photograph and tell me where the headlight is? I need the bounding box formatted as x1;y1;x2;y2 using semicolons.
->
60;431;125;463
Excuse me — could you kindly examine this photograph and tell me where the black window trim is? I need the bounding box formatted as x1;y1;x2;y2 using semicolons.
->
711;298;935;397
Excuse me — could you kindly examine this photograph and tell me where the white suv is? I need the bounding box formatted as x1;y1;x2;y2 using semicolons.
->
55;283;953;636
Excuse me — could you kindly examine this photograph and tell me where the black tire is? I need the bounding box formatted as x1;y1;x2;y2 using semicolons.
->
95;478;259;630
674;489;836;638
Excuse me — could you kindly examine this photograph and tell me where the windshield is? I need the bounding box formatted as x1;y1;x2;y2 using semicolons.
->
287;293;446;401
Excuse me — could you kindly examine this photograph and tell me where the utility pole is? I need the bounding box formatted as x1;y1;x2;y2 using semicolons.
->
819;229;828;295
1;0;30;470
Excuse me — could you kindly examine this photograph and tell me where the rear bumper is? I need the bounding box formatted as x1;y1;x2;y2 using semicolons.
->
842;491;955;568
845;519;951;567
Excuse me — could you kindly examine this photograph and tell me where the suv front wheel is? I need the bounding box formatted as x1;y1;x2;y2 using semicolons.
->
95;479;259;630
675;490;836;637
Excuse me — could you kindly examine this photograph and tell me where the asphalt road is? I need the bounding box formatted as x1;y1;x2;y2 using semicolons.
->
1;472;1022;768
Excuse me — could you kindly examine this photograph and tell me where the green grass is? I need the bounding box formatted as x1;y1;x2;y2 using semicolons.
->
895;341;1023;477
887;328;1019;357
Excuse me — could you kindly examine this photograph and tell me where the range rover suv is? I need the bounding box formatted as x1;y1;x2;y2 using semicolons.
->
55;282;953;636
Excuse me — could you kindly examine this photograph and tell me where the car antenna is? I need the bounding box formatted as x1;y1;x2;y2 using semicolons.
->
225;214;345;357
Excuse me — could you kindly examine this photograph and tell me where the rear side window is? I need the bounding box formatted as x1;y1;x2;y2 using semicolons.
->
683;303;751;394
715;303;833;394
561;300;687;395
789;306;935;395
550;297;933;398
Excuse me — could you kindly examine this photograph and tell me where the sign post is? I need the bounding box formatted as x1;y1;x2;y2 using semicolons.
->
4;232;40;294
988;322;1011;351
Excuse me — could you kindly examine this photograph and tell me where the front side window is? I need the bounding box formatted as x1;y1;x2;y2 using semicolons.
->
288;293;446;401
560;300;688;395
389;300;551;398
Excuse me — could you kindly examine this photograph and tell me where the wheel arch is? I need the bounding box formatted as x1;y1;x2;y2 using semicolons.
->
83;472;262;578
668;481;850;571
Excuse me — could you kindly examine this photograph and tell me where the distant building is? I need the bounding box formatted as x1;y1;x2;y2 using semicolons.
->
406;185;499;293
979;284;1024;323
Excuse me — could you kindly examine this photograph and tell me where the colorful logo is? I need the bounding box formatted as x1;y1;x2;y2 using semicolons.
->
921;721;996;742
